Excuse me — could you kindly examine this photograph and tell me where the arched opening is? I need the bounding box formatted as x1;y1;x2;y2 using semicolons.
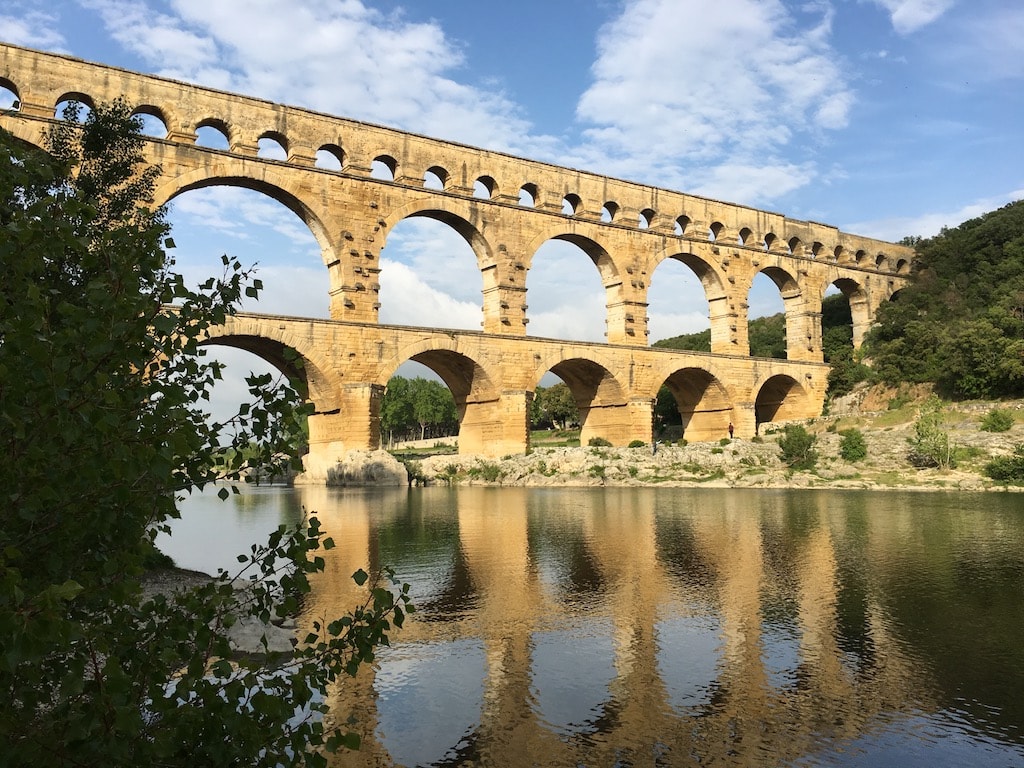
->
738;227;754;246
537;359;627;447
380;360;458;450
647;256;713;349
383;349;497;455
315;144;344;170
639;208;655;230
257;132;288;161
674;216;690;237
708;222;724;242
526;236;611;343
763;232;778;252
747;270;789;358
601;202;618;223
371;155;397;180
423;166;447;190
519;184;537;208
0;78;19;110
55;94;94;122
755;375;809;431
195;120;230;150
377;213;484;331
822;278;870;397
132;106;168;138
473;176;495;199
656;368;733;443
164;184;329;317
562;193;581;216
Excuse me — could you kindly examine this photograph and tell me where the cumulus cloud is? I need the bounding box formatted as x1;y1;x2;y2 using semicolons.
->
866;0;954;34
0;8;66;51
572;0;851;204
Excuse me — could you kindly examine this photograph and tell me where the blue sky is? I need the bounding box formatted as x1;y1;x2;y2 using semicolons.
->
3;0;1022;402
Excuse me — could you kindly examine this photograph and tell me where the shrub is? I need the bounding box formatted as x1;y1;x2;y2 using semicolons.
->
839;428;868;462
719;437;731;446
588;464;606;479
980;408;1015;433
778;424;818;470
628;439;646;448
710;447;724;455
908;397;955;468
588;436;613;447
984;444;1024;484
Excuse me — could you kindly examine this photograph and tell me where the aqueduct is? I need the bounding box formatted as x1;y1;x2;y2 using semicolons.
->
0;43;913;478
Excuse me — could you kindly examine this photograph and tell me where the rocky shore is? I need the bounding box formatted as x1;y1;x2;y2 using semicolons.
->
412;391;1024;493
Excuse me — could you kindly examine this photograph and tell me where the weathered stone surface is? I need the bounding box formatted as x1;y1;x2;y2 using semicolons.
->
301;449;408;487
0;43;915;472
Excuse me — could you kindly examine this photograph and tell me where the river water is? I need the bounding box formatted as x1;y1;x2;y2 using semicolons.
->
162;485;1024;767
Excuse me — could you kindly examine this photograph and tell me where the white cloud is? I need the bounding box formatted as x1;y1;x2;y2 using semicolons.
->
867;0;954;34
572;0;852;205
377;260;482;330
846;189;1024;241
0;9;66;51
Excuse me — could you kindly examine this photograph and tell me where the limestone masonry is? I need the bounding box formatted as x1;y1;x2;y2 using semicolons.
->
0;43;912;478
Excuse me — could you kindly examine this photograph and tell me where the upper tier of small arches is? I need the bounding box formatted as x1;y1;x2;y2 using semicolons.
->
0;45;912;275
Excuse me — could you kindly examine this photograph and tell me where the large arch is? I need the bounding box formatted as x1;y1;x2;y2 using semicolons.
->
754;374;812;429
525;230;621;343
658;367;735;443
381;342;502;456
649;249;729;352
154;168;336;261
541;357;630;446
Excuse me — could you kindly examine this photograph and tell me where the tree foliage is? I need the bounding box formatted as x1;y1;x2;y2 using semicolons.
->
380;376;458;442
531;382;579;430
865;200;1024;399
777;424;818;470
0;101;410;766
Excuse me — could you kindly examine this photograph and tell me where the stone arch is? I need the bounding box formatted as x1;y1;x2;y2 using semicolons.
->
524;229;622;342
194;117;232;146
562;193;582;215
257;130;289;159
131;104;170;138
748;265;803;359
753;374;812;429
650;247;730;352
153;167;336;262
383;342;501;455
0;76;20;108
372;154;398;180
315;143;345;170
424;165;449;190
533;354;630;446
55;90;96;115
383;197;494;270
656;367;734;442
198;326;338;412
822;276;870;350
474;175;496;199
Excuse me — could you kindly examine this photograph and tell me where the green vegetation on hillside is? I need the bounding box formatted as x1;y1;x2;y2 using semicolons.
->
865;200;1024;399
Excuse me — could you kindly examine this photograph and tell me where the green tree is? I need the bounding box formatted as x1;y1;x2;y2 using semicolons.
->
411;377;457;439
908;397;955;468
0;102;409;766
537;382;579;430
839;428;868;462
777;424;818;470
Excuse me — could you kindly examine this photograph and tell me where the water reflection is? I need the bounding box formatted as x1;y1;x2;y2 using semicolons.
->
172;486;1024;766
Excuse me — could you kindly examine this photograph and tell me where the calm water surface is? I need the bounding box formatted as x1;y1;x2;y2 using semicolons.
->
163;486;1024;767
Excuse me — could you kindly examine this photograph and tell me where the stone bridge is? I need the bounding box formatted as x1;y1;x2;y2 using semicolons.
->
0;43;913;476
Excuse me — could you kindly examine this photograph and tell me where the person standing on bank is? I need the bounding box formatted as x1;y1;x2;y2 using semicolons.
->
728;422;734;440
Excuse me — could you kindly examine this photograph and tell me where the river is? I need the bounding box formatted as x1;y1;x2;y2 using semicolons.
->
160;485;1024;767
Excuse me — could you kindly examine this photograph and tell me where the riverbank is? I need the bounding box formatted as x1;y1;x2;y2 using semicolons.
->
413;392;1024;492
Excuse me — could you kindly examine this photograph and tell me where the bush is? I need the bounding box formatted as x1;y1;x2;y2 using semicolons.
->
778;424;818;470
628;439;646;448
984;444;1024;484
839;428;868;462
719;437;731;446
980;408;1015;433
908;397;955;468
588;436;613;447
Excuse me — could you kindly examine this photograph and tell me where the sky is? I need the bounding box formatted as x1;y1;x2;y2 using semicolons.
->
3;0;1022;405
